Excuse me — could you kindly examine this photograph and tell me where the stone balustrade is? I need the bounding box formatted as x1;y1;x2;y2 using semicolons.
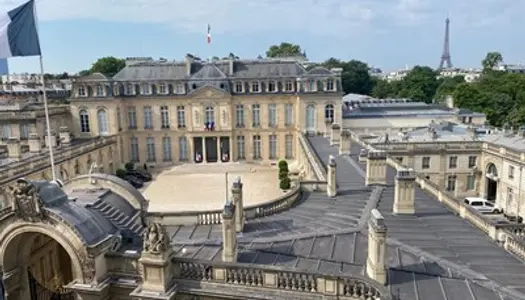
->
175;258;392;300
148;184;302;226
0;135;118;186
299;133;327;182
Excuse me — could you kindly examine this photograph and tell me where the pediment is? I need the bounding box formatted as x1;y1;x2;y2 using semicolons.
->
189;84;229;98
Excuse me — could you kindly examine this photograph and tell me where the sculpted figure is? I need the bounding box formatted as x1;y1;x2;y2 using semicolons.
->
143;222;167;254
8;179;44;222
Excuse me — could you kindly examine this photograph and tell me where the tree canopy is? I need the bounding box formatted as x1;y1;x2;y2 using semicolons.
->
266;42;303;58
90;56;126;77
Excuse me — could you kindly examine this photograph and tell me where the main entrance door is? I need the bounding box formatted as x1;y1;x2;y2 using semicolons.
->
28;269;75;300
205;137;218;163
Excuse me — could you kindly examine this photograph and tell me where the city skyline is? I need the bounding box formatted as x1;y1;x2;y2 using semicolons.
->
2;0;524;74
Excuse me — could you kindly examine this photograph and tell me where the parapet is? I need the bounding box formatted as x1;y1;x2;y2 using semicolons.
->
367;150;387;160
369;209;386;231
331;123;341;130
396;168;416;180
28;133;39;140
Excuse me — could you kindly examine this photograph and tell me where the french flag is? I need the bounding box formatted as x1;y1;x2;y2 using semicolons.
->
0;0;41;58
207;24;211;44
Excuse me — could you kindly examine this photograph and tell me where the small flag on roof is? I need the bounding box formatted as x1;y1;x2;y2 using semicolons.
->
207;24;211;44
0;0;41;58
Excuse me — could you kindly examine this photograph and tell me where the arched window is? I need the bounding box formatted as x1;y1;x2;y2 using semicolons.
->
96;84;104;97
97;109;108;135
487;163;498;176
79;110;90;133
306;104;316;132
205;106;215;124
325;104;334;122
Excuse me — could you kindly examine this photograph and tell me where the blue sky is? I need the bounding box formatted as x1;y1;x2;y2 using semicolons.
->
3;0;525;74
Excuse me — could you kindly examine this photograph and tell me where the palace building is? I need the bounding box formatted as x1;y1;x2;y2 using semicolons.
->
69;55;343;166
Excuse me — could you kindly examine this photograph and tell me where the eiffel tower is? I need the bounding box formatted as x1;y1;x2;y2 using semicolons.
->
438;17;453;69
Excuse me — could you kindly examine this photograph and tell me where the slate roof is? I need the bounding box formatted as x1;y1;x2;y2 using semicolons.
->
161;135;525;300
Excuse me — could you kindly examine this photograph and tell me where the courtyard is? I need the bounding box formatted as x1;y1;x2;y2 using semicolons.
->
143;162;283;212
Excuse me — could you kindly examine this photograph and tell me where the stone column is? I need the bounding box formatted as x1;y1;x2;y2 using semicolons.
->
59;126;72;145
393;168;416;215
130;222;176;299
222;201;237;262
202;137;207;162
28;133;41;153
359;149;367;163
231;177;244;232
365;150;387;186
366;209;387;285
327;155;337;197
6;138;21;159
330;123;341;145
339;130;351;155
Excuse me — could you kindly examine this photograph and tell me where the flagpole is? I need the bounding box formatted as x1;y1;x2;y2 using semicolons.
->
39;55;56;181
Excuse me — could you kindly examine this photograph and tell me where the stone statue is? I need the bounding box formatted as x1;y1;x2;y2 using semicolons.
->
8;179;45;222
222;109;228;125
194;109;200;124
143;222;168;254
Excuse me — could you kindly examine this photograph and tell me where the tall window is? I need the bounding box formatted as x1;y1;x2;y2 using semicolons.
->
144;106;153;129
268;81;276;92
178;136;188;160
126;84;134;95
96;84;104;97
159;83;167;95
130;137;139;162
269;134;277;159
468;156;477;168
285;104;293;126
285;134;293;159
78;86;86;97
20;123;29;139
325;104;334;122
446;175;456;192
146;137;156;162
235;82;243;93
305;104;315;131
97;109;108;135
252;104;260;127
448;156;457;168
268;104;277;127
205;106;215;124
161;106;170;128
285;80;293;92
1;124;9;139
236;136;245;160
306;80;316;92
79;110;90;133
236;104;244;127
467;175;475;190
128;107;137;129
175;84;184;94
116;107;122;130
162;136;172;161
326;79;335;91
141;83;150;95
422;157;430;169
253;135;261;159
177;106;186;128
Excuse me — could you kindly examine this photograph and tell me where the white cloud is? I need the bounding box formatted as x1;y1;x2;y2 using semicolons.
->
0;0;520;37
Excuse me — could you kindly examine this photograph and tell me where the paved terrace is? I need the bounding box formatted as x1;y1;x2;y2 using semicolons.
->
161;135;525;300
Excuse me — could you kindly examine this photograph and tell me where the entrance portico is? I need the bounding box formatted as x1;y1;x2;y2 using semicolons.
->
193;135;232;163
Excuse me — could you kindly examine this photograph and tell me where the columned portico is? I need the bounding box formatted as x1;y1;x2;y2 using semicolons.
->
193;135;232;163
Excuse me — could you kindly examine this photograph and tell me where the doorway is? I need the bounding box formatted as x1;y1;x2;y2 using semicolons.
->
193;137;203;163
219;136;230;162
485;163;498;201
205;137;218;163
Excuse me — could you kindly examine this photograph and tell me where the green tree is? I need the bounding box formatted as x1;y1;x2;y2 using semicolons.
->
266;42;303;58
482;52;503;73
90;56;126;77
321;58;375;95
399;66;439;103
434;75;465;102
371;79;394;99
78;69;91;76
452;83;482;109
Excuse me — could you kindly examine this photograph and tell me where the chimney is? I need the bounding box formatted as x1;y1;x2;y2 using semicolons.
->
228;53;235;75
59;126;72;144
45;131;57;148
231;177;244;232
366;209;387;284
28;133;41;153
184;54;194;76
6;138;21;159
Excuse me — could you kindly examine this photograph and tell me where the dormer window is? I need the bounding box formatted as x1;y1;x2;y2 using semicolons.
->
251;82;260;93
159;83;167;95
268;81;276;92
126;84;134;95
285;80;293;92
78;86;86;97
96;84;104;97
306;80;316;92
141;84;151;95
175;84;184;94
235;82;243;93
326;79;335;91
